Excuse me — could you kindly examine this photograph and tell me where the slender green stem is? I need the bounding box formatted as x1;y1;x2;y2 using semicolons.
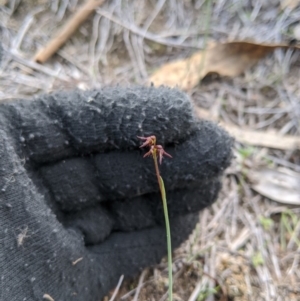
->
153;153;163;198
153;154;173;301
160;176;173;301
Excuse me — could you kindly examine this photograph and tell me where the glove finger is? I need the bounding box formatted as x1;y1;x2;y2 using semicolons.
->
108;179;220;232
64;206;114;245
40;120;232;212
0;86;196;164
63;178;220;245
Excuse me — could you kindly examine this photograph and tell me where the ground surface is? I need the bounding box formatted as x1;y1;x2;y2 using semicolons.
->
1;1;300;301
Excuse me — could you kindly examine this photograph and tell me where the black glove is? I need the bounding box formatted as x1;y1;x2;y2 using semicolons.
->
0;86;232;301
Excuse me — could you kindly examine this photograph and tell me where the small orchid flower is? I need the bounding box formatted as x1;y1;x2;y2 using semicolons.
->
138;135;172;164
142;145;155;158
137;135;156;148
156;145;172;164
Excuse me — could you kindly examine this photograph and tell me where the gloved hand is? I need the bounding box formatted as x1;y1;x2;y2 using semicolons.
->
0;86;232;301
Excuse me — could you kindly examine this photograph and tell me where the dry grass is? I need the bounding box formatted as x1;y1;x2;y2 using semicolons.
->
1;1;300;300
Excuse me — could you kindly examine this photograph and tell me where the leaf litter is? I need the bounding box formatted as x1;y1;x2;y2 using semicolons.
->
150;41;300;91
1;0;300;300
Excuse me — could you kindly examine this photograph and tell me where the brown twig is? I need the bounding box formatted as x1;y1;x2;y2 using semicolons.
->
34;0;105;64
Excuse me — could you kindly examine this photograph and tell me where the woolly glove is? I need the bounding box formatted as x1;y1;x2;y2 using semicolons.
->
0;86;232;301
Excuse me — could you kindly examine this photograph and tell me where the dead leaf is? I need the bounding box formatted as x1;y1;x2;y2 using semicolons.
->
149;41;300;90
248;168;300;205
280;0;300;10
195;107;300;150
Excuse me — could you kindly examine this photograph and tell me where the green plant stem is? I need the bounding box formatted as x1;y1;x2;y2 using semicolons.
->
153;154;173;301
160;176;173;301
